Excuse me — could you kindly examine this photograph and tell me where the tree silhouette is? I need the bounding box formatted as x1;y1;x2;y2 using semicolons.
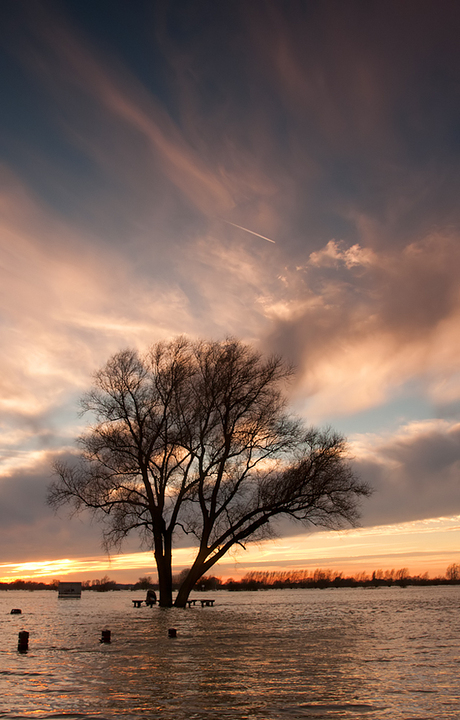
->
446;563;460;581
49;337;370;607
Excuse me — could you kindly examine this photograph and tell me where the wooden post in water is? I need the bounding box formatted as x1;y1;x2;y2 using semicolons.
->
18;630;29;652
100;630;111;643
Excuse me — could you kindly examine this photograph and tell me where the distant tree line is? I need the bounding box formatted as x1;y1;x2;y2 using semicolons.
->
184;563;460;590
81;575;118;591
222;563;460;589
0;579;60;591
1;563;459;591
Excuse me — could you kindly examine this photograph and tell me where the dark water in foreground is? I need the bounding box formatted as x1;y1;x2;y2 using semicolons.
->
1;586;459;719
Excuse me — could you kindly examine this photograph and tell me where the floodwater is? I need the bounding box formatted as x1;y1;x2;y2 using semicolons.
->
1;586;459;719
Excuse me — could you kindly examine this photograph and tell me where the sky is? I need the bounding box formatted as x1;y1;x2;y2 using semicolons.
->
1;0;460;583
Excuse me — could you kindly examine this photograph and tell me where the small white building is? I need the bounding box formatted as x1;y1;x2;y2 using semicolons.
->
58;582;82;598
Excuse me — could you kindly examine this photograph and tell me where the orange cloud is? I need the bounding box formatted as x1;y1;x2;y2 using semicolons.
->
264;232;460;421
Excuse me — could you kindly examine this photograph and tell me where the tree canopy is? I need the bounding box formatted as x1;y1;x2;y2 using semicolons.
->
49;337;370;606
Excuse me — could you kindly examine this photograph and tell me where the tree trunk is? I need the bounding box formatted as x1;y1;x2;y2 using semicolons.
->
155;535;173;607
174;553;208;608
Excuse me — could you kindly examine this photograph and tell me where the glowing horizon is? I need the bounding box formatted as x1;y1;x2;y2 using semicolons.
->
2;515;459;584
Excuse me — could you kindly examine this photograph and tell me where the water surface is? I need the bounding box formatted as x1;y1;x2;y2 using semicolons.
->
1;586;459;718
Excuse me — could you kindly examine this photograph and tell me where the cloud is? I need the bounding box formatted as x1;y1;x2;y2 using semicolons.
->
0;448;155;564
353;420;460;526
6;1;238;221
308;240;376;270
0;458;98;562
0;168;191;402
263;232;460;420
0;167;202;492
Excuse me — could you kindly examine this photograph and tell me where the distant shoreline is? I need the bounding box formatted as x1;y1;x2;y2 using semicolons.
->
2;564;460;592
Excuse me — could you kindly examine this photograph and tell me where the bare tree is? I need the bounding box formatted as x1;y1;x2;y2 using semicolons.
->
49;337;370;607
446;562;460;582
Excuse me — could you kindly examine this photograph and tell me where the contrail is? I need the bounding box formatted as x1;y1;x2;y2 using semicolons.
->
222;219;276;244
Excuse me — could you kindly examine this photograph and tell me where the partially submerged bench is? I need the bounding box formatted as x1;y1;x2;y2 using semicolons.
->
132;590;157;608
132;597;215;608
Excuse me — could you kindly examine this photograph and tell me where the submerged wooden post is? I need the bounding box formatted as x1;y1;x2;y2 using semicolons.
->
100;630;111;643
18;630;29;652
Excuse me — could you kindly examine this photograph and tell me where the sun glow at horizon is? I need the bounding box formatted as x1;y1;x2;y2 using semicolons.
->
2;516;459;584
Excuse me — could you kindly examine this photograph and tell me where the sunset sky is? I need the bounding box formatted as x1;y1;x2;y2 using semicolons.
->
1;0;460;584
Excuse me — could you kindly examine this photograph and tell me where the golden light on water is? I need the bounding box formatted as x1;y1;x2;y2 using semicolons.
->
1;0;460;615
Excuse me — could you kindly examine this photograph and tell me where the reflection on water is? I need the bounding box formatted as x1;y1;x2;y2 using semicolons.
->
1;586;459;719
